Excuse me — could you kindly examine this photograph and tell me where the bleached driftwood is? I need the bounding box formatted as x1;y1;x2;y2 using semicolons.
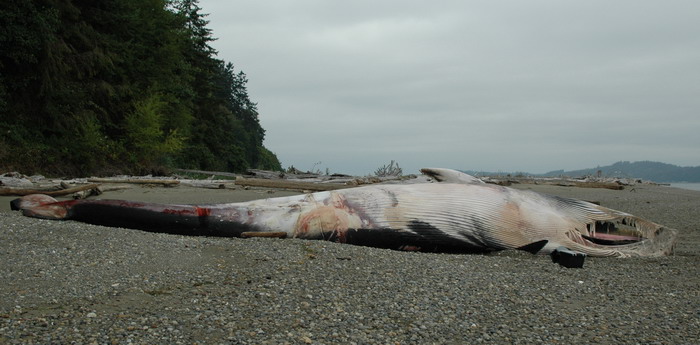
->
178;180;236;189
235;177;349;191
0;183;101;197
87;178;180;185
244;169;287;179
72;187;102;199
565;181;624;190
173;169;238;178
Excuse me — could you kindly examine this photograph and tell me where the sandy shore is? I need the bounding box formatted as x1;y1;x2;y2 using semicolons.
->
1;183;698;344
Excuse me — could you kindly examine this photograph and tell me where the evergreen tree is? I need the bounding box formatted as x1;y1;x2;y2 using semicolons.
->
0;0;281;175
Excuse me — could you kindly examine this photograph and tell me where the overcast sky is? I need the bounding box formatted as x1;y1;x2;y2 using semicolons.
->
198;0;699;175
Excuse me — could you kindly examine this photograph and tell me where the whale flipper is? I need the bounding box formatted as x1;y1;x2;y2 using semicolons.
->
516;240;549;254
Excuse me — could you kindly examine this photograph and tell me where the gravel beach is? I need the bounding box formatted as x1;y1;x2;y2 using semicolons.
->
1;183;698;344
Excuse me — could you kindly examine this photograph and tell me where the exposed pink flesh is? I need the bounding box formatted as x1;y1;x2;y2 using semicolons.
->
590;233;642;241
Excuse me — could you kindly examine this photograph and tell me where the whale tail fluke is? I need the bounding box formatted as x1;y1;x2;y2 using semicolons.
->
11;194;69;219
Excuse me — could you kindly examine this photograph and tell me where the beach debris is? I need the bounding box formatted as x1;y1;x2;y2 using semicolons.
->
481;176;626;190
550;246;586;268
0;183;101;197
0;166;668;203
234;176;349;191
173;168;238;178
72;187;102;200
87;177;180;185
0;172;34;188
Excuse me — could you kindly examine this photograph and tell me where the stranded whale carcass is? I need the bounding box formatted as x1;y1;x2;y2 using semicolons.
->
10;168;677;257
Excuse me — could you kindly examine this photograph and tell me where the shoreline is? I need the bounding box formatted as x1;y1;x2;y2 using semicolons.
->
668;182;700;192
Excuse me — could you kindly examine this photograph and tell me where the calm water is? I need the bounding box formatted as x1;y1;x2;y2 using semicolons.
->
668;183;700;192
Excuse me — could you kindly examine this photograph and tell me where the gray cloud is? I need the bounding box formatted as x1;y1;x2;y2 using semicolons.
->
200;0;700;175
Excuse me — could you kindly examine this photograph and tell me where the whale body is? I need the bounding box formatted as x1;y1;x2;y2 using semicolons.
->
11;169;677;257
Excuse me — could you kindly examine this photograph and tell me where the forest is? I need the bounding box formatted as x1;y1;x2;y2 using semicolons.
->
0;0;282;176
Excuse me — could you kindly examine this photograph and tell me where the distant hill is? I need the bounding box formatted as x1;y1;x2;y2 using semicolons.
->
463;161;700;182
541;161;700;182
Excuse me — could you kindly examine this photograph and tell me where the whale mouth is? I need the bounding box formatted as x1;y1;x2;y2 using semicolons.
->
581;219;645;245
581;233;641;245
570;215;677;257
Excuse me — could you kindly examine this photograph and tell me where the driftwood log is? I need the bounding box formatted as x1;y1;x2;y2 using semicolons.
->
178;180;235;189
556;181;624;190
173;169;238;178
72;184;139;199
0;183;101;197
234;177;349;191
87;178;180;185
482;177;625;190
244;169;287;179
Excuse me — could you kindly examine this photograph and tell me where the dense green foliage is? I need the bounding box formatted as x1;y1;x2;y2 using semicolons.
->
0;0;281;176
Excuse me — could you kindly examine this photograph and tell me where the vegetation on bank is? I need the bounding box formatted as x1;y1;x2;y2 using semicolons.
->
0;0;282;176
